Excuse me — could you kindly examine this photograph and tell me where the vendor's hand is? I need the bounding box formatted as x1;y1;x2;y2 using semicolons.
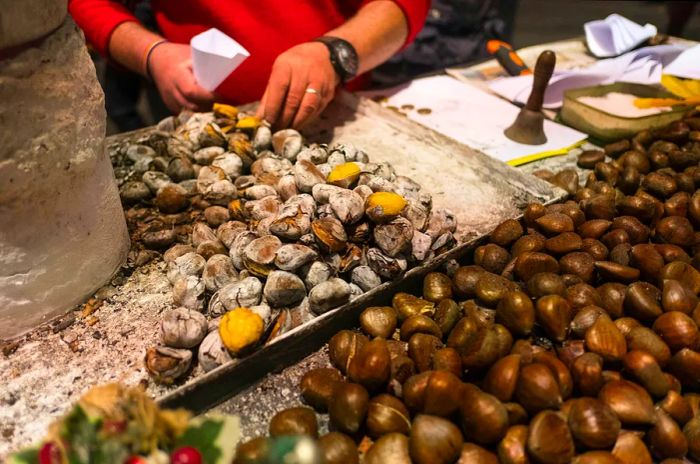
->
149;43;216;113
257;42;341;129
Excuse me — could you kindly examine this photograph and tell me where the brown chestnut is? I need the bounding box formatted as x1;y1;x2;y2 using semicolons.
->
269;406;318;437
364;433;411;464
409;414;463;464
423;272;453;303
366;394;411;438
317;432;359;464
328;382;369;434
347;338;391;391
359;306;397;339
300;367;344;412
527;410;575;464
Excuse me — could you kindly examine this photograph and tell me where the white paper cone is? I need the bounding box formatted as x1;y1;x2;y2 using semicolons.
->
191;28;250;91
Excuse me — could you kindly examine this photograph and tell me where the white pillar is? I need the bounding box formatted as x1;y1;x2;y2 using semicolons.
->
0;8;129;339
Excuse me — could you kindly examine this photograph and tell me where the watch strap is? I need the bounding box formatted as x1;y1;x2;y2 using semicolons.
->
313;36;358;83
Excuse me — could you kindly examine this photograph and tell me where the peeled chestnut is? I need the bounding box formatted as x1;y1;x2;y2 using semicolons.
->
300;367;344;412
347;338;391;391
460;383;509;445
317;432;359;464
328;330;368;374
328;382;369;434
567;397;620;449
527;410;575;464
366;394;411;438
423;272;453;303
409;414;463;464
359;306;397;339
269;406;318;438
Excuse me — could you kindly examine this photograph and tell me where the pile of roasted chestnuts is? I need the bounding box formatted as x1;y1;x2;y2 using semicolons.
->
108;104;458;384
233;113;700;463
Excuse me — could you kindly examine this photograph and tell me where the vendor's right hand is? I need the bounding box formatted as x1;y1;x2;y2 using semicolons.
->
149;43;216;114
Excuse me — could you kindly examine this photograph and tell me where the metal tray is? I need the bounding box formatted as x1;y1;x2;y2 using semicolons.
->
158;92;565;413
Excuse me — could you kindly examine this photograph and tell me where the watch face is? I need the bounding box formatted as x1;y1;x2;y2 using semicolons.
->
335;42;358;77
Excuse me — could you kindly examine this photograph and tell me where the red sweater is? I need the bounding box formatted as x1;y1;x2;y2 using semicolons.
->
69;0;429;103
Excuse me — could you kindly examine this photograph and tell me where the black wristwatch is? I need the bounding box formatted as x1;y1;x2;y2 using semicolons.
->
314;36;358;83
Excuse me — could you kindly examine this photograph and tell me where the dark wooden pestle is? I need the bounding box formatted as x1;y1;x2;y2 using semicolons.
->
504;50;556;145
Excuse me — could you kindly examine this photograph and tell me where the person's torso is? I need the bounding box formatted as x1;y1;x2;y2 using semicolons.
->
152;0;362;103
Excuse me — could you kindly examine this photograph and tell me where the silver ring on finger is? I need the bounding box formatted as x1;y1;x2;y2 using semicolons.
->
305;87;319;95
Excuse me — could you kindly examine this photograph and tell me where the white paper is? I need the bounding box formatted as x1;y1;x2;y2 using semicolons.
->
488;44;688;109
190;28;249;91
585;14;657;58
359;76;586;164
664;44;700;79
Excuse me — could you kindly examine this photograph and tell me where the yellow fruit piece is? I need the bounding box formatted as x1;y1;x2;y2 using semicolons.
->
327;162;361;188
236;116;262;130
219;308;264;356
365;192;407;222
213;103;239;119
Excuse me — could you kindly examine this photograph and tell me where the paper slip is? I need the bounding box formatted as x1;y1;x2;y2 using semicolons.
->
488;44;688;109
359;75;587;166
664;44;700;80
191;28;249;91
585;14;657;58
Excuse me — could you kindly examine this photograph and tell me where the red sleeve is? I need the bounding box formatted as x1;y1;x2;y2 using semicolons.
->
359;0;430;47
68;0;139;57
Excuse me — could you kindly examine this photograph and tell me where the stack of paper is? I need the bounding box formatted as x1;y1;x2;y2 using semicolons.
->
359;75;587;165
191;28;249;91
584;14;657;58
488;44;688;109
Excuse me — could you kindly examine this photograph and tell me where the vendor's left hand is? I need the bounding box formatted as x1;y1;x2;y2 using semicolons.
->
257;42;341;129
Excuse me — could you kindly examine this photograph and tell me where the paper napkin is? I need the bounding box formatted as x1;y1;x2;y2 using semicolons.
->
584;14;657;58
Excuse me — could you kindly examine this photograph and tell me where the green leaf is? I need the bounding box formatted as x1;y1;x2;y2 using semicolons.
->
174;414;240;464
7;446;40;464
